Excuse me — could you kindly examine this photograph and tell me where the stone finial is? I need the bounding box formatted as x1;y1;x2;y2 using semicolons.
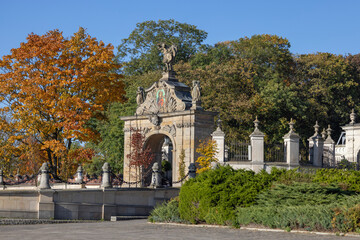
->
102;162;110;172
321;128;326;139
75;165;83;184
152;162;159;172
283;118;300;139
313;121;320;135
188;163;196;179
39;162;50;189
254;116;260;130
250;116;265;137
289;118;295;133
101;162;112;189
326;125;332;138
40;162;49;172
325;124;335;143
216;118;222;131
350;108;356;124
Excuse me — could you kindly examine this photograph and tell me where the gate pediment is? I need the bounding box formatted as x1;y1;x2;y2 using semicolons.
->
136;80;192;115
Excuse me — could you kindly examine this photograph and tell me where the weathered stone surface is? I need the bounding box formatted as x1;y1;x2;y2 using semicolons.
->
135;80;192;115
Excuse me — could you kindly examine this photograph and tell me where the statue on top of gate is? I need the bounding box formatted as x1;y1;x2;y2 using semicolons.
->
158;43;177;72
135;44;202;116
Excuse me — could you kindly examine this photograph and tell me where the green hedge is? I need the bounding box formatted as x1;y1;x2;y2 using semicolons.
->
256;182;357;207
313;169;360;192
151;167;360;231
148;198;183;223
235;195;360;232
178;166;277;224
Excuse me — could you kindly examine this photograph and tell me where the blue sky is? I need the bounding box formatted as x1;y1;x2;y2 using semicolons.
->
1;0;359;57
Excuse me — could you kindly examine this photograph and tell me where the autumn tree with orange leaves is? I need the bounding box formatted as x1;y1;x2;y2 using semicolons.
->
0;28;126;177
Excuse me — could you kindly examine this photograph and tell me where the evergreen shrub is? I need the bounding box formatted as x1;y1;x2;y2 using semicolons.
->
178;166;277;224
235;195;360;232
313;169;360;192
148;198;183;223
256;182;357;207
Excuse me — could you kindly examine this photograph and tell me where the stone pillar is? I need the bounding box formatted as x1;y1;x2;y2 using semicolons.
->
323;125;335;167
38;162;51;190
188;163;196;179
0;170;4;190
151;162;162;188
75;165;83;184
341;109;360;163
250;117;265;172
211;119;225;163
283;119;300;168
308;121;324;167
101;162;112;189
38;190;54;219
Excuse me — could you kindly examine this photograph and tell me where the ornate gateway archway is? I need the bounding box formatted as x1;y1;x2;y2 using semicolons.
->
121;45;217;186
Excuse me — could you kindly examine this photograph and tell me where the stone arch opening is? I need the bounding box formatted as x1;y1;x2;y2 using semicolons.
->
144;133;174;186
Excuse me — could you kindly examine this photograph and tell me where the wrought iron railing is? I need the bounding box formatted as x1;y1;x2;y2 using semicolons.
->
264;143;285;162
225;141;250;161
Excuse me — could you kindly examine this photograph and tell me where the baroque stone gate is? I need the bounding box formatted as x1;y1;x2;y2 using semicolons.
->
121;46;216;186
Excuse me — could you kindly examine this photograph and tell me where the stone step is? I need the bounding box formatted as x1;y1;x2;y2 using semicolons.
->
110;215;148;221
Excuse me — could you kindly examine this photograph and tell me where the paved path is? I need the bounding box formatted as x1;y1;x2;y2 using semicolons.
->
0;219;359;240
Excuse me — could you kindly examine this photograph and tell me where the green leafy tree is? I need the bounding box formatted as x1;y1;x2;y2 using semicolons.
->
176;57;257;141
117;19;207;75
293;53;360;139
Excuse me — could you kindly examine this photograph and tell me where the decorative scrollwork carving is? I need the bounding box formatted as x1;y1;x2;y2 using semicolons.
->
163;124;176;137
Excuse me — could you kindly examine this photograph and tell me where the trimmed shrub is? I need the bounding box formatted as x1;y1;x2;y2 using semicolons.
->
235;186;360;232
148;198;183;223
256;182;357;207
178;166;276;224
313;169;360;192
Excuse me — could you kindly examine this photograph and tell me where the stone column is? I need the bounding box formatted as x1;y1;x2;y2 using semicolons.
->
211;119;225;163
101;162;112;189
0;170;4;190
38;190;54;219
151;162;162;188
323;125;336;167
250;117;265;172
188;163;196;179
38;162;51;190
341;109;360;163
308;121;324;167
283;119;300;168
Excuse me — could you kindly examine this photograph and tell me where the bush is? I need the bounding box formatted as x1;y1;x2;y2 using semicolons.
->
235;186;360;232
236;204;334;231
148;198;183;223
313;169;360;192
178;166;277;224
256;182;357;207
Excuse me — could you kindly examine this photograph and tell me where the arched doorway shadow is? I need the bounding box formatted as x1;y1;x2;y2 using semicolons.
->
144;133;174;186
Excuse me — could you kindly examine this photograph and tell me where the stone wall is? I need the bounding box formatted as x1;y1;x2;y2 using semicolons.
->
0;188;179;220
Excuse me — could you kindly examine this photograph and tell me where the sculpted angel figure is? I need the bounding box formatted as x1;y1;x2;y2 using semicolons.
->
136;87;145;105
157;43;177;72
192;80;201;102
